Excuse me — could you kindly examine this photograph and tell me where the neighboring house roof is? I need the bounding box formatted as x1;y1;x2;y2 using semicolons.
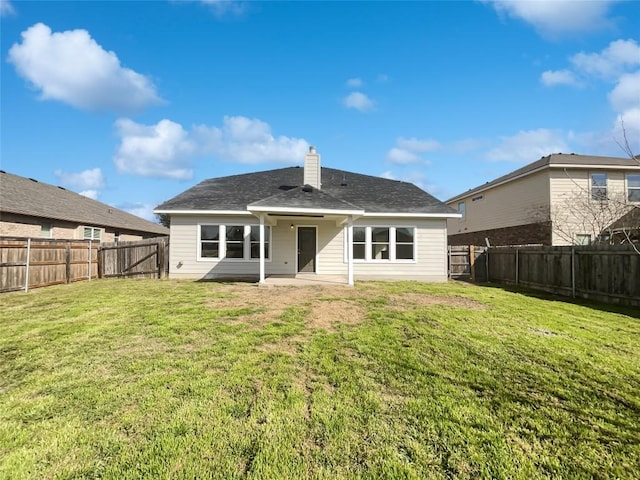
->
446;153;640;204
156;166;455;215
608;206;640;232
0;171;168;236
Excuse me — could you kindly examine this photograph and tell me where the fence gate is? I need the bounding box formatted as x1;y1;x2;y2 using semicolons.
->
99;237;168;279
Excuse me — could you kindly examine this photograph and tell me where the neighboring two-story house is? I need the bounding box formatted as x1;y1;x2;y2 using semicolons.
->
446;153;640;246
0;171;168;242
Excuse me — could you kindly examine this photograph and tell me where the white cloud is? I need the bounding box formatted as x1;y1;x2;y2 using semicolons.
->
376;74;389;83
1;0;15;16
343;92;375;112
114;115;309;177
485;0;618;37
397;137;441;153
571;39;640;79
79;190;99;200
7;23;163;112
380;170;396;180
386;148;422;165
114;118;196;179
118;202;157;222
540;69;581;87
486;129;569;163
194;115;309;164
386;136;439;165
346;78;363;88
55;167;106;190
608;71;640;113
197;0;246;16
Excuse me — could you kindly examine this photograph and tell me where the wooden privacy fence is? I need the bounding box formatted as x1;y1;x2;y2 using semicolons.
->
487;245;640;307
0;237;98;293
99;237;168;279
448;245;488;282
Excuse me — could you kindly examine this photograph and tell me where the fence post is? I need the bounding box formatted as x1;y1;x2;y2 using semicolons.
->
469;245;475;281
65;242;71;284
88;240;92;281
515;248;519;286
486;247;490;282
24;238;31;292
571;246;576;298
447;245;451;279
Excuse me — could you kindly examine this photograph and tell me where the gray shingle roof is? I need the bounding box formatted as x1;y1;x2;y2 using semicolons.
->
446;153;640;203
156;166;455;215
0;171;168;236
249;185;363;211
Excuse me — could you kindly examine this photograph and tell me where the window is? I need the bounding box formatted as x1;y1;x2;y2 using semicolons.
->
352;227;366;260
200;225;220;258
83;227;101;240
458;201;466;220
590;173;607;201
349;226;415;262
395;228;415;260
371;228;390;259
226;225;245;258
250;226;270;259
40;223;52;238
199;224;271;261
575;234;591;245
627;174;640;203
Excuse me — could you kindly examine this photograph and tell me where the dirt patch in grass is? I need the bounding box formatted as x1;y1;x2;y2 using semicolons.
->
206;284;484;334
387;292;487;310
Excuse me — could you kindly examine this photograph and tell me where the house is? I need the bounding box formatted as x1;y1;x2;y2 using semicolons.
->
446;153;640;246
154;147;458;285
0;171;169;242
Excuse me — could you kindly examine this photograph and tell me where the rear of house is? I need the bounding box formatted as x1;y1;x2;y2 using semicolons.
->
156;147;459;284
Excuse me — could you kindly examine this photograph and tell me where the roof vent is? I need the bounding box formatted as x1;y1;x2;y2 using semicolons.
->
341;174;348;187
57;186;66;190
29;178;38;183
302;185;313;193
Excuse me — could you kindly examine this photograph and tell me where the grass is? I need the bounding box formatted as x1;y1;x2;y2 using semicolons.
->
0;279;639;479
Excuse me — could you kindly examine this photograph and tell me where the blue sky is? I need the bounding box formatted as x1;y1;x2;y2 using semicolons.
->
1;0;639;221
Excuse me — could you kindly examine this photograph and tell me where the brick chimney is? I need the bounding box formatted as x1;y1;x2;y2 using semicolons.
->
304;146;321;189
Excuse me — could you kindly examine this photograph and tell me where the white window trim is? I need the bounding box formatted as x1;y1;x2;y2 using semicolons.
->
590;171;608;202
197;224;272;262
82;226;101;241
344;226;417;264
627;173;640;204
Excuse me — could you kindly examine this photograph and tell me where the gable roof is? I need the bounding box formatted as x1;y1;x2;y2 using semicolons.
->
155;166;455;215
0;171;168;236
446;153;640;204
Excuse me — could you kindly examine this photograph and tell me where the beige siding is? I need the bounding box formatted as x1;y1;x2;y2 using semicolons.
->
168;215;449;282
352;218;448;281
447;170;551;236
549;168;634;245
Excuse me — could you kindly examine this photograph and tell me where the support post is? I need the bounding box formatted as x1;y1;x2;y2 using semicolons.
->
347;217;354;286
259;214;266;284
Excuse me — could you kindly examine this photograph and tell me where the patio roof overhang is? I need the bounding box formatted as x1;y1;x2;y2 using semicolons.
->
247;205;365;226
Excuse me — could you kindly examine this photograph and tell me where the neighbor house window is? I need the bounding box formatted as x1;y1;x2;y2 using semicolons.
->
352;227;366;260
349;226;415;262
627;174;640;203
371;228;390;260
250;226;270;259
225;225;245;258
200;225;220;258
40;223;52;238
395;227;415;260
458;201;466;220
575;234;591;245
83;227;101;240
590;173;607;201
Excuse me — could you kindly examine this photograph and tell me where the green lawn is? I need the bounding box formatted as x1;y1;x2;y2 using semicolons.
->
1;279;639;479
